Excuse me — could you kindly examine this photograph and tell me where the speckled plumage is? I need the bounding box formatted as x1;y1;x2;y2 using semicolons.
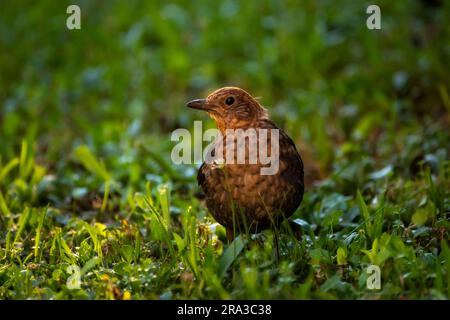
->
187;87;304;237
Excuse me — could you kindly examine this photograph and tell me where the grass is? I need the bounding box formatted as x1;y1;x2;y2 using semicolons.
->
0;0;449;299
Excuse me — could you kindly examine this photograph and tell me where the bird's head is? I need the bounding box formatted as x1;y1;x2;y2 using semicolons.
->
187;87;268;131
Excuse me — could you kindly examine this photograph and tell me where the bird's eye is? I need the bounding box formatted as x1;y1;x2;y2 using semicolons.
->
225;97;235;106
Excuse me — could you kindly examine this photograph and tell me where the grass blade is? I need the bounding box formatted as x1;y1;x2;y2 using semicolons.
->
34;208;46;262
218;235;246;279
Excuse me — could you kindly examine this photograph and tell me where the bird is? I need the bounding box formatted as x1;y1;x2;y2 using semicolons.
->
187;87;304;242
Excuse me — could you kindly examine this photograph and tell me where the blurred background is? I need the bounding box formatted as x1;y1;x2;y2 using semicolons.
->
1;0;448;183
0;0;449;299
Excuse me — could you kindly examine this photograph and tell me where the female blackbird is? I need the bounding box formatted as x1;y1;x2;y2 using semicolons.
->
187;87;304;240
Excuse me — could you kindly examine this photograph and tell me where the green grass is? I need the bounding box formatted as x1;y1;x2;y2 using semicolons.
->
0;0;449;299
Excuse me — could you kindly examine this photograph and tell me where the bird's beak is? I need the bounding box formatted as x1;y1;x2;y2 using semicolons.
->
186;99;209;111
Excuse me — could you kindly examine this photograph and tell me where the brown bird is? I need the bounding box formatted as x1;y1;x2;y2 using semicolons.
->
187;87;304;241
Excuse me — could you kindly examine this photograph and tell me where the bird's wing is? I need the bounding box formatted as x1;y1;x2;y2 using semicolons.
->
197;162;207;191
260;119;304;173
279;128;304;172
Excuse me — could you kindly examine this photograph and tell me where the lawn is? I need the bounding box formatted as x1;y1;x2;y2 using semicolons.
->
0;1;449;299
